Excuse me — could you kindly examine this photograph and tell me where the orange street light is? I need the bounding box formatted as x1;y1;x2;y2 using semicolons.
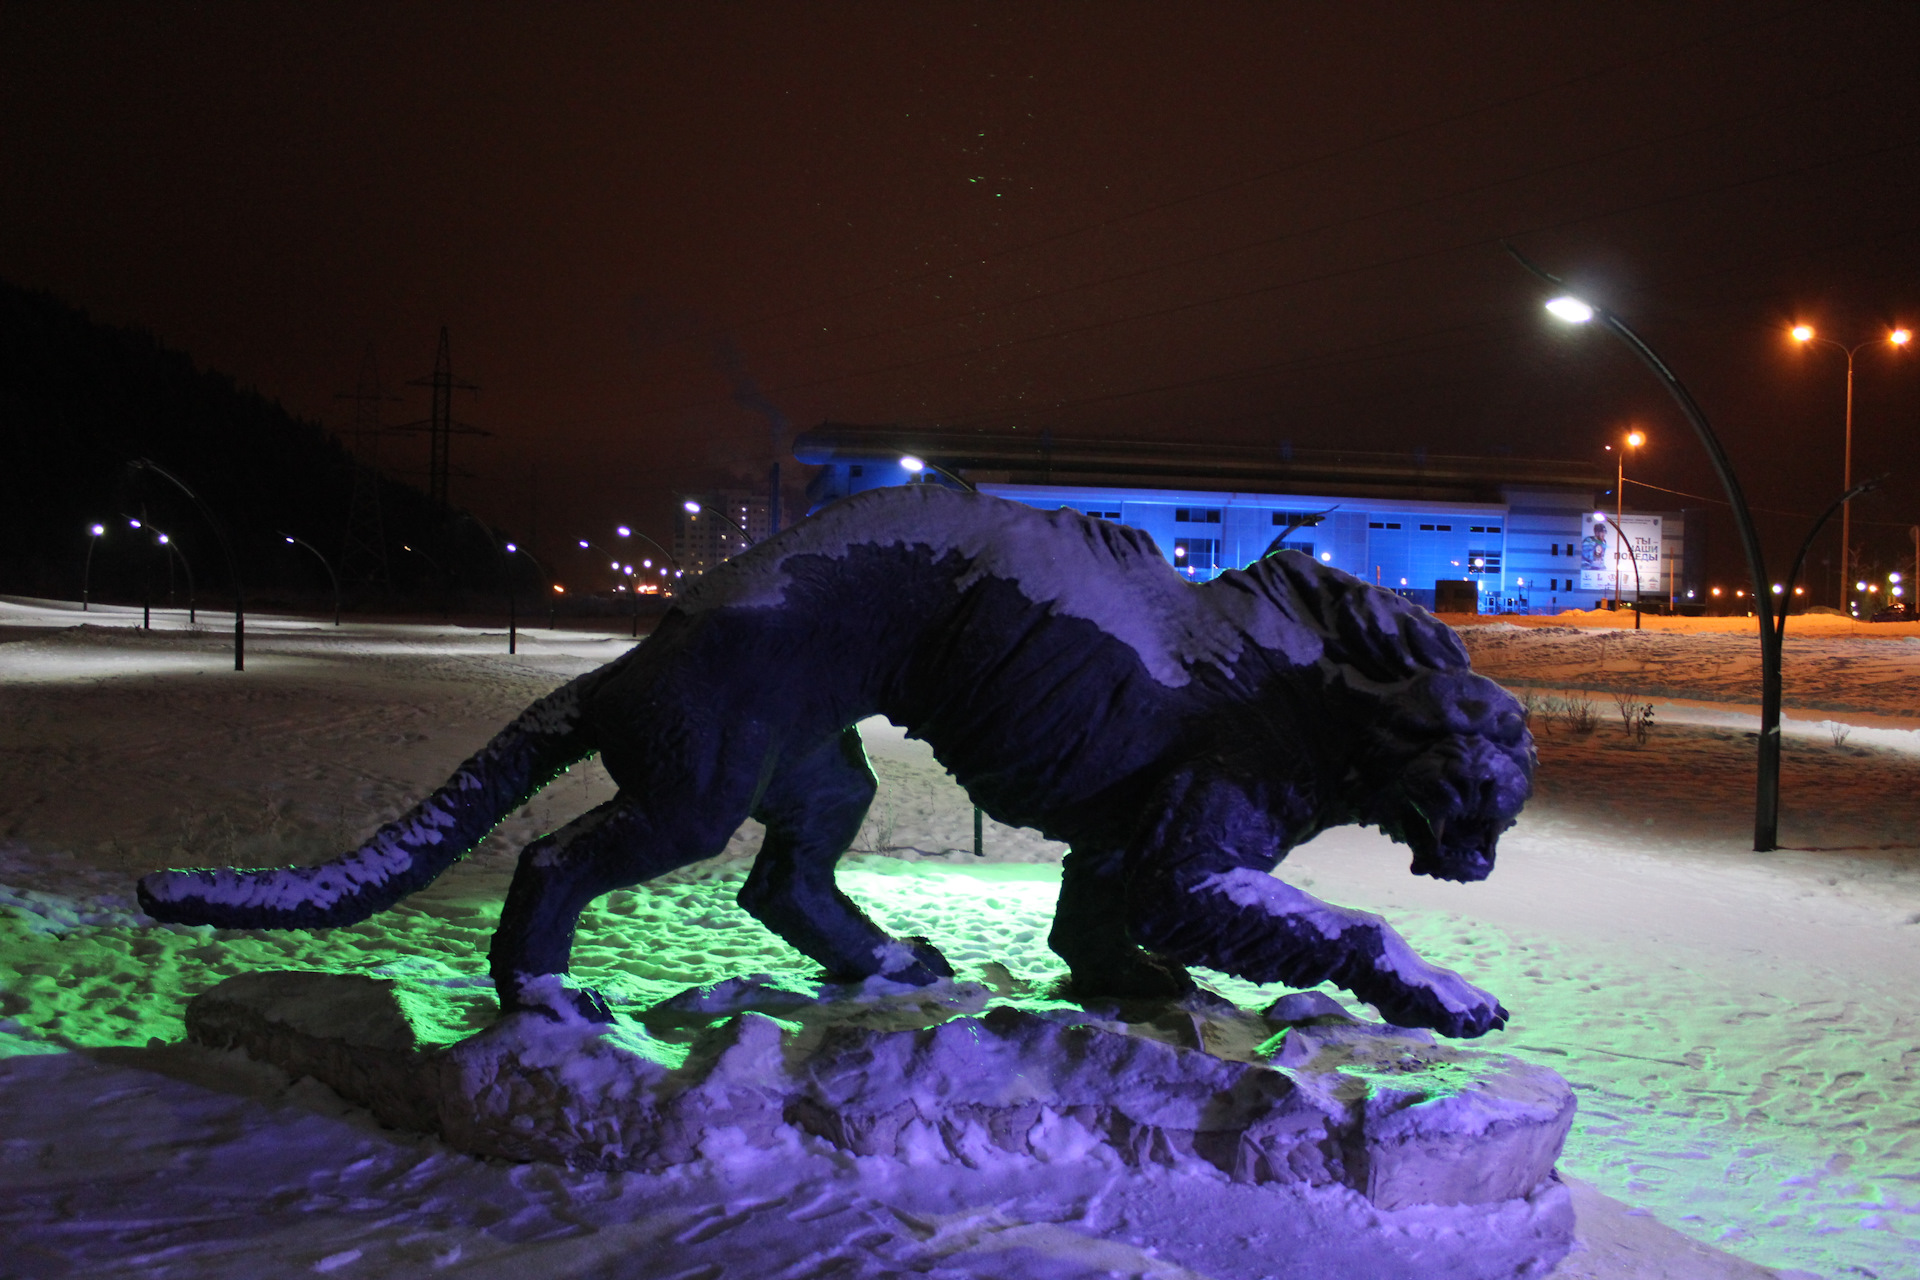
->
1613;429;1644;607
1790;323;1912;601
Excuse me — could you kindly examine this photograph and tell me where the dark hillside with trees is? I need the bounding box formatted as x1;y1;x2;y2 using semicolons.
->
0;282;449;608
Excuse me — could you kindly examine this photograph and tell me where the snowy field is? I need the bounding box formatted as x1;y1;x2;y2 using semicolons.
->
3;596;1919;1278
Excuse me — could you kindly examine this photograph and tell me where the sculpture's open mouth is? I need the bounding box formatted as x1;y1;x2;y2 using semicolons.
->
1403;806;1496;883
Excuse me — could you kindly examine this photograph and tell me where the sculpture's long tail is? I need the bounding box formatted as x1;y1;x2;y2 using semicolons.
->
136;672;599;930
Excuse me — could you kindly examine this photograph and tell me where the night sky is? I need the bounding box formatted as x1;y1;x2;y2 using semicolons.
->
5;3;1918;591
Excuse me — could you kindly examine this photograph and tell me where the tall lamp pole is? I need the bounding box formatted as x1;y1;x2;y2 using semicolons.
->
1609;429;1644;609
151;528;197;623
899;454;978;492
1509;247;1783;850
681;500;754;548
131;459;243;671
1788;324;1911;609
282;534;341;625
81;523;106;610
1592;512;1642;627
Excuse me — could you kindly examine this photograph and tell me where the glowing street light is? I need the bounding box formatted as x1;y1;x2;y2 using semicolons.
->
280;532;341;625
898;453;976;492
1790;323;1912;602
130;458;245;670
613;524;682;573
82;522;107;611
1512;246;1784;849
1544;296;1595;324
1608;428;1645;609
683;499;753;549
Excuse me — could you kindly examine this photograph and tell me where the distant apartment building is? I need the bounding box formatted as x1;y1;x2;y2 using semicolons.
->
793;425;1705;614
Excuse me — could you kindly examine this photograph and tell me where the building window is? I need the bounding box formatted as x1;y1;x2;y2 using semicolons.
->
1271;510;1320;527
1369;521;1383;529
1419;524;1434;531
1273;540;1314;557
1083;509;1120;520
1467;550;1501;575
1386;522;1400;529
1436;524;1451;532
1550;543;1559;556
1175;508;1221;524
849;465;864;478
1173;538;1217;572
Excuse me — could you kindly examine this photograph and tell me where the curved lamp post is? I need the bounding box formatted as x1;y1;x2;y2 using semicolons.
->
1509;247;1782;849
615;524;684;636
899;454;977;493
399;543;453;619
682;500;753;548
281;534;341;626
614;524;683;572
505;543;555;630
1608;429;1644;609
1788;324;1910;606
82;522;106;610
130;459;243;670
1590;512;1643;629
152;528;198;624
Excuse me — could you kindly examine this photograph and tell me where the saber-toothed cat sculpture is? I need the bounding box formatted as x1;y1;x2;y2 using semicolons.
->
140;486;1533;1037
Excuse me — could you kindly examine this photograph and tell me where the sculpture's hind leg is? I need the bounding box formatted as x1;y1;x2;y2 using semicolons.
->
739;727;954;985
1049;845;1195;999
488;790;738;1021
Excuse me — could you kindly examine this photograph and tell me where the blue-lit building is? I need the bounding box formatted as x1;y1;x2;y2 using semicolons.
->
795;426;1704;614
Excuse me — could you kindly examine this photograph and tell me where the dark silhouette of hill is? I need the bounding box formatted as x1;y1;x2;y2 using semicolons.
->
0;282;445;605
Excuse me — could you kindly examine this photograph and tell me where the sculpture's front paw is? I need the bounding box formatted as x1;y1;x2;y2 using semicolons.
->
875;935;955;986
1370;970;1508;1039
500;973;615;1024
1363;936;1508;1037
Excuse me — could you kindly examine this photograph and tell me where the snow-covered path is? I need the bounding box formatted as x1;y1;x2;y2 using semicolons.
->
4;599;1918;1277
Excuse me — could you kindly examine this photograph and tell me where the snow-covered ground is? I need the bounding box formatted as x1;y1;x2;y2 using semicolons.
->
4;596;1918;1278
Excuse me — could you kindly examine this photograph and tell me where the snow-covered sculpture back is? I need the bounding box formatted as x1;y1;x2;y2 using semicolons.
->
140;487;1534;1037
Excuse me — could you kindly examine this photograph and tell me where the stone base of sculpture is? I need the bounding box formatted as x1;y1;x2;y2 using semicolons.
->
187;969;1573;1223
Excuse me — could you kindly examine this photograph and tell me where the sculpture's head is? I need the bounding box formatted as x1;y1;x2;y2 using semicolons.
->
1233;553;1536;882
1353;669;1535;883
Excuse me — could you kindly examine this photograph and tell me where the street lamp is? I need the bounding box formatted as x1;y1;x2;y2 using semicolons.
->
605;527;682;638
129;459;243;670
899;454;976;492
281;533;341;625
1591;512;1643;630
150;526;197;624
682;499;753;566
1607;429;1644;609
82;522;106;611
1512;248;1783;850
1790;323;1911;604
613;525;682;573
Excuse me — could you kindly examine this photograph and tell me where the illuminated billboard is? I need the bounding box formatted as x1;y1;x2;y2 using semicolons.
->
1580;513;1662;594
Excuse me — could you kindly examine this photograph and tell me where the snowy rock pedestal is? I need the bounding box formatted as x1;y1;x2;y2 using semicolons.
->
185;970;1574;1214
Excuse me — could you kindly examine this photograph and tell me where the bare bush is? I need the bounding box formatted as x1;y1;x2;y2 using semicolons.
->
1564;694;1598;735
1829;720;1852;748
